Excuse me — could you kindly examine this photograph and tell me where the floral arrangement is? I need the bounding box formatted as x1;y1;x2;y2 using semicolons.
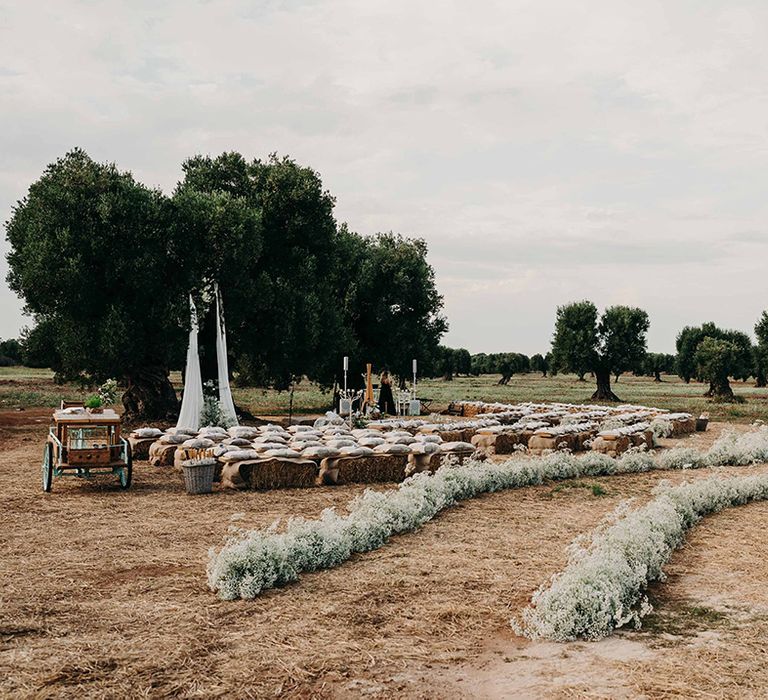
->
200;380;235;428
513;472;768;641
98;378;119;406
207;425;768;600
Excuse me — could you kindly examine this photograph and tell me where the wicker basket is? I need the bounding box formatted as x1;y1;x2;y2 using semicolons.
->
181;458;217;494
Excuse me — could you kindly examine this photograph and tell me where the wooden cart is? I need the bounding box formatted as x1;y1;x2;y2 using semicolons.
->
42;408;132;492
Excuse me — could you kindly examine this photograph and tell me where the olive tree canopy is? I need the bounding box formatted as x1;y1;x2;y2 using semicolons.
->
5;149;189;418
551;301;649;401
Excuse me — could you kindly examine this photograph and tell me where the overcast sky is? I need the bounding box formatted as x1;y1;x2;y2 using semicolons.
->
1;0;767;354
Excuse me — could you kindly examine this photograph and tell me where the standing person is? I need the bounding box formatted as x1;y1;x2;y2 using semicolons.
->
378;369;396;415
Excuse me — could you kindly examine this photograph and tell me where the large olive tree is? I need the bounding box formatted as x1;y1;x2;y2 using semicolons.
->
675;322;753;399
753;311;768;387
334;227;447;389
550;301;649;401
177;152;350;391
7;149;449;418
5;149;189;418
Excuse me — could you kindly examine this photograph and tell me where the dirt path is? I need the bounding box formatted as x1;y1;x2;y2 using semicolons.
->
1;421;766;697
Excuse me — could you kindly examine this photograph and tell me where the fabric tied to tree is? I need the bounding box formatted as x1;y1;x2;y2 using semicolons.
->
215;283;238;426
177;296;204;430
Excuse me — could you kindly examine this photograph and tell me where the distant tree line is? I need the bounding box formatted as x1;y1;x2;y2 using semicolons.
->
430;303;768;404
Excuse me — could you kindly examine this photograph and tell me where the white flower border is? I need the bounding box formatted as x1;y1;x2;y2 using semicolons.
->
514;471;768;641
207;426;768;600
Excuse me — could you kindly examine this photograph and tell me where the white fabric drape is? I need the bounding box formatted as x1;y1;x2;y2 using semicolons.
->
215;284;238;426
177;296;204;430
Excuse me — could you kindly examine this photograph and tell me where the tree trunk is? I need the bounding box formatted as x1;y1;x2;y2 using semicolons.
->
590;368;621;402
704;378;735;400
756;371;767;388
542;370;547;377
577;372;586;382
654;370;662;382
122;367;178;421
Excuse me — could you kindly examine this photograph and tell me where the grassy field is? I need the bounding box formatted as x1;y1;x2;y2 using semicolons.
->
3;366;768;423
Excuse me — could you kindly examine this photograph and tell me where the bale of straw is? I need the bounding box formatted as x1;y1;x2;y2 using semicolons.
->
439;451;475;465
148;441;177;467
494;432;526;454
591;434;631;457
642;429;654;449
318;454;408;485
406;452;434;476
574;430;598;451
527;434;576;455
247;458;319;490
462;404;480;418
127;436;156;460
471;433;497;454
219;460;253;490
438;430;464;443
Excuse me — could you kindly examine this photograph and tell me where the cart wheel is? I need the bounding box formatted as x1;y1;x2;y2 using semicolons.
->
42;443;53;493
119;442;133;490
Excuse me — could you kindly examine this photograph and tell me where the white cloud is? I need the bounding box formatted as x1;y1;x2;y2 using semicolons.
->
1;0;767;354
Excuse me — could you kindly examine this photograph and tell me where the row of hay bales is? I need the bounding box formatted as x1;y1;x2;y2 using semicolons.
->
470;420;599;455
126;403;698;489
128;420;478;491
458;401;696;457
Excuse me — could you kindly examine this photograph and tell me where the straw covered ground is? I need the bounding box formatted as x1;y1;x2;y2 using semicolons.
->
2;409;768;698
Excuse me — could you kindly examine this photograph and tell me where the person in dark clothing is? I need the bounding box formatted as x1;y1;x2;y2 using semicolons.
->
378;370;396;415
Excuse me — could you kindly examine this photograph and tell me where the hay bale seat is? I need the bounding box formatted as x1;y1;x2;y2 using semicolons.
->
631;431;654;449
573;429;599;451
527;424;597;456
460;403;480;418
528;434;571;455
670;417;697;437
406;451;473;475
318;454;408;485
219;458;319;490
406;452;441;475
652;413;696;438
148;441;178;467
471;433;497;454
591;434;631;457
128;436;156;460
496;431;531;454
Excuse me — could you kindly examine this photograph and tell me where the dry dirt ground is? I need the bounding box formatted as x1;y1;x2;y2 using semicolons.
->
2;414;768;699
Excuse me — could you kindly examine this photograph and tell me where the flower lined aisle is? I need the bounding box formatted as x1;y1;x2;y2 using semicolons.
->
514;472;768;641
208;426;768;600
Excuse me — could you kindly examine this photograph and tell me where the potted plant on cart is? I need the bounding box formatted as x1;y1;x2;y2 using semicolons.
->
84;394;104;414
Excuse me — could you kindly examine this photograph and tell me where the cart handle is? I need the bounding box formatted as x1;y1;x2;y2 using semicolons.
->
48;428;63;450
